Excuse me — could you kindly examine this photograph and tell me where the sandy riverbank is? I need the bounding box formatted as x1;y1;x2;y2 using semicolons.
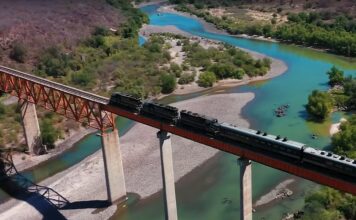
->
140;24;287;96
158;5;278;43
0;92;254;219
330;117;346;136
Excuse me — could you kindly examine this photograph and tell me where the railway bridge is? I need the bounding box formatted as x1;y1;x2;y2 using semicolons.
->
0;65;355;220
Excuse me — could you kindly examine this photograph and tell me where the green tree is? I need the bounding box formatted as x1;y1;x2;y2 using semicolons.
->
327;66;344;86
332;116;356;157
160;74;176;94
40;119;59;149
10;43;27;63
306;90;333;120
198;71;216;87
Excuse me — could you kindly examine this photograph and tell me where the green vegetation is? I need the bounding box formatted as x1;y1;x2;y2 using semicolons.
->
306;66;355;119
302;187;356;220
173;3;356;57
40;112;62;149
10;43;27;63
198;71;216;87
160;73;177;94
302;116;356;220
332;116;356;158
182;41;271;80
0;102;22;150
327;66;344;86
178;72;195;84
306;90;334;120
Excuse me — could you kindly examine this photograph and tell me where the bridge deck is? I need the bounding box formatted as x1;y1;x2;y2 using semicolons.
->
0;65;109;104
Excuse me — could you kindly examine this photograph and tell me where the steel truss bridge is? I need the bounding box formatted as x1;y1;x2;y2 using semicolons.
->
0;65;355;196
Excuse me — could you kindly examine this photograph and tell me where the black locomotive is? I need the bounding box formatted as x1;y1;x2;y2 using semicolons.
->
180;110;220;135
141;102;179;124
109;93;142;112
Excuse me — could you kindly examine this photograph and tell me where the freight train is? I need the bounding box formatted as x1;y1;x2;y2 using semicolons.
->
109;92;356;178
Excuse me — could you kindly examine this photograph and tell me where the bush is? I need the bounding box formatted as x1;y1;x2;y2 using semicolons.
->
40;119;60;149
36;47;72;78
198;71;216;87
332;116;356;156
10;43;27;63
170;63;182;77
306;90;334;120
160;74;176;94
178;73;195;85
71;72;93;87
327;66;344;86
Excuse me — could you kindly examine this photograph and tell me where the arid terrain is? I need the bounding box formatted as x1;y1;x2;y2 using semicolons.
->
0;0;124;69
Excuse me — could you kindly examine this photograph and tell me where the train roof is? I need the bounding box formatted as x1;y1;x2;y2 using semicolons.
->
304;147;356;166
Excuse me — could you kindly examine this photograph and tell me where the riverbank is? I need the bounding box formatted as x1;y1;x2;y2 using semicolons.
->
11;127;96;172
158;5;278;43
330;117;346;136
0;92;255;219
140;24;287;96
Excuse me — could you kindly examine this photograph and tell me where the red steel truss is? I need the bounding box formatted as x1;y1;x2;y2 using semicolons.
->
0;67;115;131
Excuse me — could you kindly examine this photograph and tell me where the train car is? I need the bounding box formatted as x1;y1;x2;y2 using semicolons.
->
179;110;220;135
109;93;142;113
218;123;305;160
302;147;356;178
141;102;179;124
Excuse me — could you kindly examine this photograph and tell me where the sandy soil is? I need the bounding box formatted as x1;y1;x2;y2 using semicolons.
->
140;24;193;38
254;179;295;207
330;118;347;136
0;92;254;219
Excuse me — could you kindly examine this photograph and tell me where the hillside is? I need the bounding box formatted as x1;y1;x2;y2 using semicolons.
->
0;0;125;69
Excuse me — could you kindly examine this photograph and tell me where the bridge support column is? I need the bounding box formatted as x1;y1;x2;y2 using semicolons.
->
20;101;43;155
101;128;127;204
157;131;178;220
238;158;252;220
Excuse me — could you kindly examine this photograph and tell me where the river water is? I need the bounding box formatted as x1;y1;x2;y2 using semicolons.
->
1;3;355;220
110;5;356;220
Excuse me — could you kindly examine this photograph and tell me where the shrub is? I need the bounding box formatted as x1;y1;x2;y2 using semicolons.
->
170;63;182;77
198;71;216;87
306;90;334;120
10;43;27;63
160;74;176;94
327;66;344;86
178;73;195;85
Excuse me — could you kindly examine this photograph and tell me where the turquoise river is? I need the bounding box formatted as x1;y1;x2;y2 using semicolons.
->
1;3;355;220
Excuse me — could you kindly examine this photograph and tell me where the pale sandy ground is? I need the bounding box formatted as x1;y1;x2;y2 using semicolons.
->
330;118;347;136
254;179;294;207
0;92;254;220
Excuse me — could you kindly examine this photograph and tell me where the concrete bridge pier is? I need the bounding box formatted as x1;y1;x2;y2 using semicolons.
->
157;130;178;220
239;158;252;220
101;128;127;204
20;101;43;155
